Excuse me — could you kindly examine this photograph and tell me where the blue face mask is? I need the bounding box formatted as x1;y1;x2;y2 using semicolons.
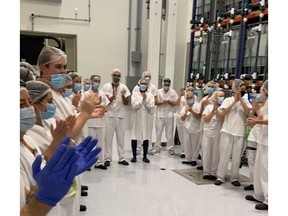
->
63;88;73;97
207;87;214;95
139;84;148;92
217;96;224;105
40;103;56;120
92;82;100;90
84;84;91;91
186;99;194;105
255;94;263;103
50;74;66;90
112;76;120;84
163;86;170;91
73;83;82;92
20;106;36;132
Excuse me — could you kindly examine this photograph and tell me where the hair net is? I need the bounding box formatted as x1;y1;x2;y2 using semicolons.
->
112;68;121;75
138;78;148;85
231;79;245;92
206;80;219;90
142;71;151;78
211;90;224;102
262;80;268;94
83;78;91;83
25;81;51;104
37;45;67;69
69;72;81;81
20;62;37;82
90;75;101;81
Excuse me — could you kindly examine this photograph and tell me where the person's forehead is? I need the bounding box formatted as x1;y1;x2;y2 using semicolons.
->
113;71;121;76
140;80;148;84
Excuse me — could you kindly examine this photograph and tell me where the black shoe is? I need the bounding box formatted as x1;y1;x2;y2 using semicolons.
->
203;175;210;180
198;154;202;160
209;175;217;180
142;157;150;163
81;191;88;196
255;203;268;210
80;205;87;212
104;161;110;167
182;161;193;165
214;180;223;186
245;195;261;203
94;164;108;170
131;157;137;163
231;180;241;187
244;184;254;191
180;153;185;158
191;161;197;166
196;165;203;170
81;185;88;191
118;160;129;166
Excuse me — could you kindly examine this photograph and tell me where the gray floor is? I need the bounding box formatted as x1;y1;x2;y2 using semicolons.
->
79;130;268;216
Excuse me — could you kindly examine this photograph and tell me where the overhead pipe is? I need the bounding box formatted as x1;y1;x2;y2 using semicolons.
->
30;0;92;31
127;0;132;76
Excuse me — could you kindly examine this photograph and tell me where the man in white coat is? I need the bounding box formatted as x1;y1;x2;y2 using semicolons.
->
153;78;178;154
102;69;131;166
245;80;268;211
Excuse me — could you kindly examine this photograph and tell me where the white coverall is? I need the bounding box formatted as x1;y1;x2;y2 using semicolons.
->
155;88;178;150
253;100;268;205
132;83;157;151
202;104;223;177
102;82;131;162
83;89;109;166
216;97;252;183
180;103;201;162
21;135;61;216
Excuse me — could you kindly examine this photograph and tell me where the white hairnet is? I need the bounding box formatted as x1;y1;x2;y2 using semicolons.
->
232;79;245;92
37;45;67;70
20;62;37;82
142;71;151;78
138;78;148;85
25;81;51;104
69;72;81;81
211;90;224;101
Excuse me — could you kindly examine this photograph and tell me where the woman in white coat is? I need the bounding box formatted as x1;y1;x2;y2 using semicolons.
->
130;78;155;163
245;80;268;211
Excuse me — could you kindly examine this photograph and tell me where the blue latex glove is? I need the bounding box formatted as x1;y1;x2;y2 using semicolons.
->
75;136;102;175
32;136;79;206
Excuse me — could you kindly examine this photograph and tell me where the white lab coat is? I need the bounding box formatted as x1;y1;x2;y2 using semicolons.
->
130;91;155;140
253;99;268;204
83;89;110;165
21;135;61;216
202;105;223;176
216;96;252;182
102;82;131;162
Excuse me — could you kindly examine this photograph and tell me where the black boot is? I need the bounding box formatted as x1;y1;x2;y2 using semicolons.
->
142;140;150;163
131;140;137;162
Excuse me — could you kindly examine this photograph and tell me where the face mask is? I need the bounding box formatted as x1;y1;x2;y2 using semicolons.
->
217;96;224;105
139;84;148;92
20;106;36;132
50;74;66;90
144;77;151;85
73;83;82;92
255;93;264;103
241;90;246;97
207;87;214;95
186;99;194;105
163;86;170;91
40;103;56;120
112;76;120;84
63;88;73;97
84;84;91;91
92;82;100;90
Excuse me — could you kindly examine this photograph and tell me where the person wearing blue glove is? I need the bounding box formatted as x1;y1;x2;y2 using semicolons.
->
20;135;101;216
